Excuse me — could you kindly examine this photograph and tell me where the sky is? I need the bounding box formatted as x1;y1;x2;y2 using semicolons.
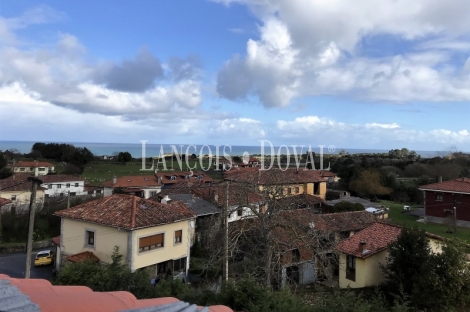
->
1;0;470;151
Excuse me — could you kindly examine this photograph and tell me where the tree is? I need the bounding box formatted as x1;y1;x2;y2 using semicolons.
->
383;227;470;311
349;169;392;198
332;201;364;212
55;246;154;299
117;151;132;163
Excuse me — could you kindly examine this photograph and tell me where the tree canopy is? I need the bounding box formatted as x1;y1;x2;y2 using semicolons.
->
117;151;132;163
349;169;392;198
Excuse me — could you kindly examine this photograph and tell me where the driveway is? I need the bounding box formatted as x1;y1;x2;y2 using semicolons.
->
404;208;425;218
0;250;55;280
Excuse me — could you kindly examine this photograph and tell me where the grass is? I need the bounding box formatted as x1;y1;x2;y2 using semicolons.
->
381;200;470;244
81;160;215;184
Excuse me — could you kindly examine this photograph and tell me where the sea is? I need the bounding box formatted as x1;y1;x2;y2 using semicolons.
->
0;140;445;159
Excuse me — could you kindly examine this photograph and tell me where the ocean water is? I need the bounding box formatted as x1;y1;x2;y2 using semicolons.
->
0;140;444;159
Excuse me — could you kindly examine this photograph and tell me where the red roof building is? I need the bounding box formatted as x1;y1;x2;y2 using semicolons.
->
419;178;470;227
11;161;55;176
0;274;232;312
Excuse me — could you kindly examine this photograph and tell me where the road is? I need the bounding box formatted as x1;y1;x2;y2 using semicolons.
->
0;250;55;280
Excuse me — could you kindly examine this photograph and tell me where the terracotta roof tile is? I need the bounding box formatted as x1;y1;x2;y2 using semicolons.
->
0;174;35;192
12;161;55;168
155;171;213;185
336;222;402;259
420;178;470;194
224;168;325;184
52;236;60;246
193;182;264;207
102;175;160;188
66;251;100;263
54;194;196;230
0;274;233;312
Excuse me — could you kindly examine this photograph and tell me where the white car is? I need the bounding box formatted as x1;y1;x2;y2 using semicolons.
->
404;205;410;211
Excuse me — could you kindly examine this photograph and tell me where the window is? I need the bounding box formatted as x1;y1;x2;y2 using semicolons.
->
139;233;164;252
96;190;102;194
45;194;50;198
149;191;157;197
75;183;79;187
11;195;16;201
237;208;243;217
436;193;443;201
292;249;300;263
38;168;45;172
174;230;182;244
288;188;292;194
173;257;187;273
88;191;94;195
86;230;95;247
30;167;34;171
57;184;62;189
454;193;462;203
170;176;176;180
66;183;71;188
20;168;25;172
48;184;52;189
70;192;76;196
295;187;299;194
346;255;356;281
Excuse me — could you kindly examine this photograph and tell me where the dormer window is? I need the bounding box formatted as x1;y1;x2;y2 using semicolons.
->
170;176;177;181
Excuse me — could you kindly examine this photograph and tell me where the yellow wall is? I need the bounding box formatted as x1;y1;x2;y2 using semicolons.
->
0;190;45;204
339;238;444;289
61;218;129;264
130;220;192;271
318;182;326;199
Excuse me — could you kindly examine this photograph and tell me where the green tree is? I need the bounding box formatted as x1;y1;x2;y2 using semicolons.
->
55;246;154;299
349;169;392;198
117;151;132;163
332;201;364;212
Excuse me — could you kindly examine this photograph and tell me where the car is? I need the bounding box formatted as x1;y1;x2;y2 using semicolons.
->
34;250;55;267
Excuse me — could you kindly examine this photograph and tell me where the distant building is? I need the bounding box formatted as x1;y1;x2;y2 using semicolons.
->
40;175;86;198
0;174;46;213
11;161;55;176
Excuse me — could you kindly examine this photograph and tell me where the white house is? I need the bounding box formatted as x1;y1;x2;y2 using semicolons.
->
40;175;86;197
12;161;55;176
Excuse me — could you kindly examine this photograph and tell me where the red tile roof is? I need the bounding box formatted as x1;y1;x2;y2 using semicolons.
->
40;174;85;183
12;161;55;168
193;182;264;207
66;251;100;263
419;178;470;194
52;236;60;246
336;222;402;259
155;171;213;185
319;171;337;178
0;174;35;192
0;274;233;312
0;197;11;206
224;168;325;184
54;194;195;230
102;175;160;188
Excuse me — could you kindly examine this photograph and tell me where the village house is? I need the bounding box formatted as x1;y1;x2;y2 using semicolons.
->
224;168;327;200
154;171;213;190
39;175;86;198
0;174;45;213
53;194;196;280
419;177;470;227
11;160;55;176
319;170;339;183
193;182;265;223
336;222;443;289
102;175;162;198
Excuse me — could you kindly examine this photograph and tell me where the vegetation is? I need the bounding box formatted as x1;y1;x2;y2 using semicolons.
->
117;151;132;163
55;246;154;299
383;226;470;311
0;151;12;179
331;201;364;212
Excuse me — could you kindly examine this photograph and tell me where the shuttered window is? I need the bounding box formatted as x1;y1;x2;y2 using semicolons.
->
139;233;164;252
174;230;182;244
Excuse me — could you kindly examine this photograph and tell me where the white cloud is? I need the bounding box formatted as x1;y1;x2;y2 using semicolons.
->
215;0;470;107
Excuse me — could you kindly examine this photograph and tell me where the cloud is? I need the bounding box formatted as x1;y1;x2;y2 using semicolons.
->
214;0;470;107
93;48;164;92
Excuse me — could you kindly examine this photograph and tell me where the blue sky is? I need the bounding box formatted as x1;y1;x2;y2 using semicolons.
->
1;0;470;151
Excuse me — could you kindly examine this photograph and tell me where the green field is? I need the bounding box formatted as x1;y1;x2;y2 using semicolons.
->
80;160;215;184
381;200;470;243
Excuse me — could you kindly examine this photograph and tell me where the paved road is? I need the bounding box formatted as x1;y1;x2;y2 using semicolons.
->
0;250;55;280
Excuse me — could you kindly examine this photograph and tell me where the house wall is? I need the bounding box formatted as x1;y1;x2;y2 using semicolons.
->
43;181;85;197
0;190;45;213
142;187;161;199
13;166;54;176
130;220;192;272
424;190;470;223
227;204;259;223
339;251;388;288
61;218;129;264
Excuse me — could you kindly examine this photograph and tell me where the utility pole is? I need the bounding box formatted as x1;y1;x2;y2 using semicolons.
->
67;191;71;209
224;182;229;282
25;176;43;279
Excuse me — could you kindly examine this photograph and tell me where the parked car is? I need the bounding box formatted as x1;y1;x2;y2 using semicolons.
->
34;250;55;267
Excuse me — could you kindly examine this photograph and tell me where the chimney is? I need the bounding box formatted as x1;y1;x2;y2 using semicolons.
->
438;176;442;183
162;195;172;205
112;175;117;185
213;191;219;203
358;241;366;253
